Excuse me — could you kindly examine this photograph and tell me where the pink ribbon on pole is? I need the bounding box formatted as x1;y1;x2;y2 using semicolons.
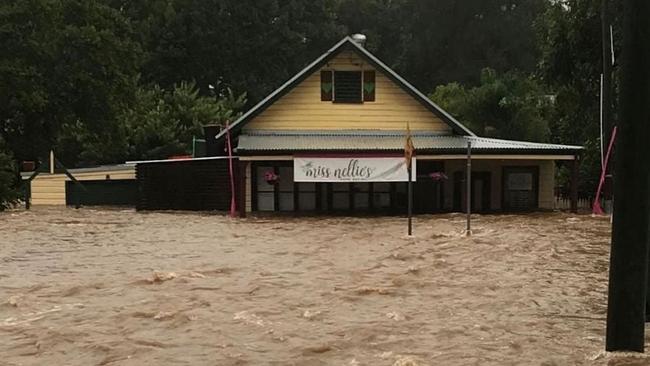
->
593;126;617;215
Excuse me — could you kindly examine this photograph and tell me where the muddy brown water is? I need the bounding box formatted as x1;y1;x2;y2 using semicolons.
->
0;207;648;365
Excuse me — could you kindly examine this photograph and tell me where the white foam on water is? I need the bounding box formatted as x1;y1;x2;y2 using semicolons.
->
301;309;322;320
590;350;650;361
233;310;269;327
393;355;426;366
386;311;405;321
1;303;84;326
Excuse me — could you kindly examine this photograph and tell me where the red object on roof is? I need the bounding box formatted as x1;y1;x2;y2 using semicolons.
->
21;161;36;172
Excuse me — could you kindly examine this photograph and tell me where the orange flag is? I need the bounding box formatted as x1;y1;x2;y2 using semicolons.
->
404;122;415;169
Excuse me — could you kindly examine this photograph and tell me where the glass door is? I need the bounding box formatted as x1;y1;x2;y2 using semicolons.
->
352;183;370;210
277;166;294;211
256;166;275;211
372;182;391;211
331;183;350;210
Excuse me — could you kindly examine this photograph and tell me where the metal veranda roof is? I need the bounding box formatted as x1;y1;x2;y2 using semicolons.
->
236;130;582;154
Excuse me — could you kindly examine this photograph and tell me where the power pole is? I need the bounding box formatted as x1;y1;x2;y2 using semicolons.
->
602;0;613;146
605;0;650;352
466;140;471;235
601;0;614;208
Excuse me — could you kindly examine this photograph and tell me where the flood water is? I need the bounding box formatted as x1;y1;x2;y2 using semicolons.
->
1;207;648;365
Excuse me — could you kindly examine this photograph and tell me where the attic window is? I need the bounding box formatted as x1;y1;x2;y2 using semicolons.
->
321;70;375;103
334;71;362;103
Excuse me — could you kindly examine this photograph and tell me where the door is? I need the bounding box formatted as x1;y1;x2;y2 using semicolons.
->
66;179;137;206
254;165;276;211
413;161;444;213
252;163;295;212
502;166;539;211
471;172;491;213
453;171;463;212
352;182;370;210
371;182;391;212
331;183;351;211
453;171;491;213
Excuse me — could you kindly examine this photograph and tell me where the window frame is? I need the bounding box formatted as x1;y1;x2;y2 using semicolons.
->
321;70;375;104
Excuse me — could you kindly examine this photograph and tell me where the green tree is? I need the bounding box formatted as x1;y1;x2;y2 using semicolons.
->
119;81;246;161
55;81;246;164
335;0;407;64
0;138;20;210
0;0;142;166
430;68;551;142
375;0;545;89
112;0;344;102
535;0;623;195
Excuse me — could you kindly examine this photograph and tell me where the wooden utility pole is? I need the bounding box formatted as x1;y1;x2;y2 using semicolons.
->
602;0;613;150
466;140;472;235
601;0;614;207
407;164;413;236
605;0;650;352
404;122;415;236
570;155;579;214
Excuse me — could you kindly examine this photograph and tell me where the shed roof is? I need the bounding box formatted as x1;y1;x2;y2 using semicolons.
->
236;130;582;155
20;163;135;179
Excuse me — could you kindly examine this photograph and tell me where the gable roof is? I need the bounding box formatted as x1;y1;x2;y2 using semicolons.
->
215;36;475;142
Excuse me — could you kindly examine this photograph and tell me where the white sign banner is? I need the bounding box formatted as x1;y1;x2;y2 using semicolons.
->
294;157;416;182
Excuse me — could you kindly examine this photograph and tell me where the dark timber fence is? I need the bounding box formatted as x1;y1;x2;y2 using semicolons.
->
136;159;234;211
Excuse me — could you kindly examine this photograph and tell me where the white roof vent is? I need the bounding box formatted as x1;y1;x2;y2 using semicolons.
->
351;33;367;47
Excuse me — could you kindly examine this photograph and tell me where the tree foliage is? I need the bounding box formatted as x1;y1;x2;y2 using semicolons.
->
0;0;142;163
536;0;623;194
0;0;624;205
111;0;345;102
56;82;246;164
0;138;20;210
341;0;546;89
119;82;246;161
431;69;551;142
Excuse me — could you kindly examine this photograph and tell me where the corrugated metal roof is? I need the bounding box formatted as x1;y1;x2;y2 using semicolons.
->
20;163;135;179
236;130;582;153
127;156;235;165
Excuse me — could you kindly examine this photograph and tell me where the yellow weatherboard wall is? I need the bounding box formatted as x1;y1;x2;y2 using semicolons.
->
244;51;452;133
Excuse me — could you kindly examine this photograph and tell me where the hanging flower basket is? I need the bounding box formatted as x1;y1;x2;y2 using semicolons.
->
429;172;448;181
264;170;279;185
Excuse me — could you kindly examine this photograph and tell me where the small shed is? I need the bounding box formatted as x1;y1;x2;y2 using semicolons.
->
21;164;137;207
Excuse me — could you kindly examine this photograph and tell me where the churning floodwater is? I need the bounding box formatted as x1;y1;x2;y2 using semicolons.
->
0;207;647;365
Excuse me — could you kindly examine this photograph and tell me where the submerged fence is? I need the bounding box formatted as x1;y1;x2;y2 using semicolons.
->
136;158;234;211
554;196;594;211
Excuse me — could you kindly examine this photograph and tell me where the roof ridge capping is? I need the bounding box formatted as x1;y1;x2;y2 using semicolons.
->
216;35;475;141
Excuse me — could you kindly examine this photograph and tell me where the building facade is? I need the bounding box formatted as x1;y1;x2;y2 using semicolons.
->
209;36;581;215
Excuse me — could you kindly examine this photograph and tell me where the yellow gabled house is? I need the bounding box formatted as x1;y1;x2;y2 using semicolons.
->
210;35;582;215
